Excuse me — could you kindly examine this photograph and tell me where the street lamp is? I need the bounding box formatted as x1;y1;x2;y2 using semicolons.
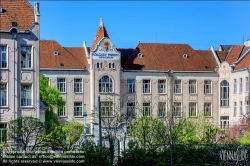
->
83;104;87;145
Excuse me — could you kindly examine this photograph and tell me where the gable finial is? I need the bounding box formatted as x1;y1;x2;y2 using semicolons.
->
100;18;104;27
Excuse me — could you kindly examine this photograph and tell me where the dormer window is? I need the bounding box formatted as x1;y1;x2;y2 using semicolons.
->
0;6;3;13
183;54;188;58
54;51;58;56
138;53;143;57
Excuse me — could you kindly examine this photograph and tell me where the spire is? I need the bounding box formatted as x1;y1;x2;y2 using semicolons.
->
91;18;110;51
100;18;104;27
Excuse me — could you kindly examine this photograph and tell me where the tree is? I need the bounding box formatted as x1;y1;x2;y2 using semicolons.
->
8;116;45;151
130;116;164;150
240;132;250;145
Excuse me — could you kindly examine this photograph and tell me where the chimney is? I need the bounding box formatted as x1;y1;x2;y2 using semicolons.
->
244;39;250;47
34;2;40;23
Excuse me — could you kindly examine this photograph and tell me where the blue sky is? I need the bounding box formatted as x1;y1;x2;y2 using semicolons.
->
32;1;250;50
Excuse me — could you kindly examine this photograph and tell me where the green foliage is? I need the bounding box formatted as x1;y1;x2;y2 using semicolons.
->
8;116;45;151
130;116;164;149
45;109;60;134
40;75;65;111
240;132;250;145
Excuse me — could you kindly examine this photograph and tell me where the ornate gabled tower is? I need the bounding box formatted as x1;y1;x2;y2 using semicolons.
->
89;18;121;127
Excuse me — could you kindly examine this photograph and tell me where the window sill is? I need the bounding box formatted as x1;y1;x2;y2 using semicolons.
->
74;116;84;118
204;93;212;95
174;93;182;95
0;68;8;71
58;116;67;118
158;93;167;95
60;92;67;94
127;93;135;95
21;68;34;71
189;93;197;95
74;92;83;94
99;92;114;94
143;93;151;95
20;106;34;109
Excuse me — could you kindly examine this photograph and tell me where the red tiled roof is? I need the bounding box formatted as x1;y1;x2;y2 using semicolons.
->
235;51;250;70
40;40;87;69
0;0;34;31
225;46;244;65
216;51;228;62
196;50;218;69
90;25;109;51
123;43;216;71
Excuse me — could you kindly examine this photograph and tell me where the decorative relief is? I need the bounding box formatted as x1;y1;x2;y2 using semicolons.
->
21;72;32;81
189;95;197;101
199;80;203;84
127;95;135;101
67;79;73;83
213;81;218;85
174;96;182;101
204;96;212;101
183;80;188;84
0;72;7;81
74;95;83;100
153;80;158;84
120;79;126;83
142;95;151;102
84;79;90;83
220;108;229;115
51;78;57;83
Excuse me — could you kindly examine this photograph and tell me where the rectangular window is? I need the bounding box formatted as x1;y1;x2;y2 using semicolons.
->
143;80;150;93
101;102;113;117
240;101;243;116
57;78;66;92
220;116;229;129
189;103;197;117
234;102;237;117
109;63;115;69
0;84;7;106
158;102;166;117
174;80;181;94
174;102;182;117
143;103;151;116
158;80;166;93
21;84;32;106
234;79;237;93
246;77;249;92
240;78;242;92
204;80;211;94
127;102;135;118
0;46;7;68
97;62;103;69
74;102;82;116
20;46;32;68
246;101;249;115
127;79;135;93
204;103;212;116
0;124;7;143
58;106;66;117
74;78;82;93
189;80;196;94
220;80;229;107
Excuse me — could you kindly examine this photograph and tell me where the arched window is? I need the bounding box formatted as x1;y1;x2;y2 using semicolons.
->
220;80;229;107
99;75;113;93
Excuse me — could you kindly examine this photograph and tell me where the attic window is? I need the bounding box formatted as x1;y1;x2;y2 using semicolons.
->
60;63;64;66
138;53;143;57
141;65;145;68
205;66;209;69
183;54;188;58
54;51;58;56
12;22;17;27
0;6;2;13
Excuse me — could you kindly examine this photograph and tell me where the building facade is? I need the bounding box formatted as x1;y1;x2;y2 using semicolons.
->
0;0;41;142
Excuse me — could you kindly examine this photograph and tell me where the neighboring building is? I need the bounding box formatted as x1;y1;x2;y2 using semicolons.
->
0;0;41;142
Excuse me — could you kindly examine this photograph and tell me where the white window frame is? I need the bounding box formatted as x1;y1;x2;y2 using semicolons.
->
74;78;82;93
240;78;242;93
21;84;32;106
143;103;151;116
189;80;196;94
204;103;212;117
158;80;166;94
127;79;135;93
220;116;229;129
246;101;249;115
246;77;249;92
127;102;135;118
174;102;182;117
142;80;151;94
174;80;182;94
109;63;115;69
234;79;237;93
97;62;103;69
58;106;66;117
0;46;7;68
233;102;237;117
220;80;229;107
0;84;7;106
0;124;7;143
204;80;211;94
240;101;243;116
74;102;82;116
57;78;66;93
99;75;113;93
158;102;166;117
101;102;113;117
20;46;32;69
189;103;197;117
